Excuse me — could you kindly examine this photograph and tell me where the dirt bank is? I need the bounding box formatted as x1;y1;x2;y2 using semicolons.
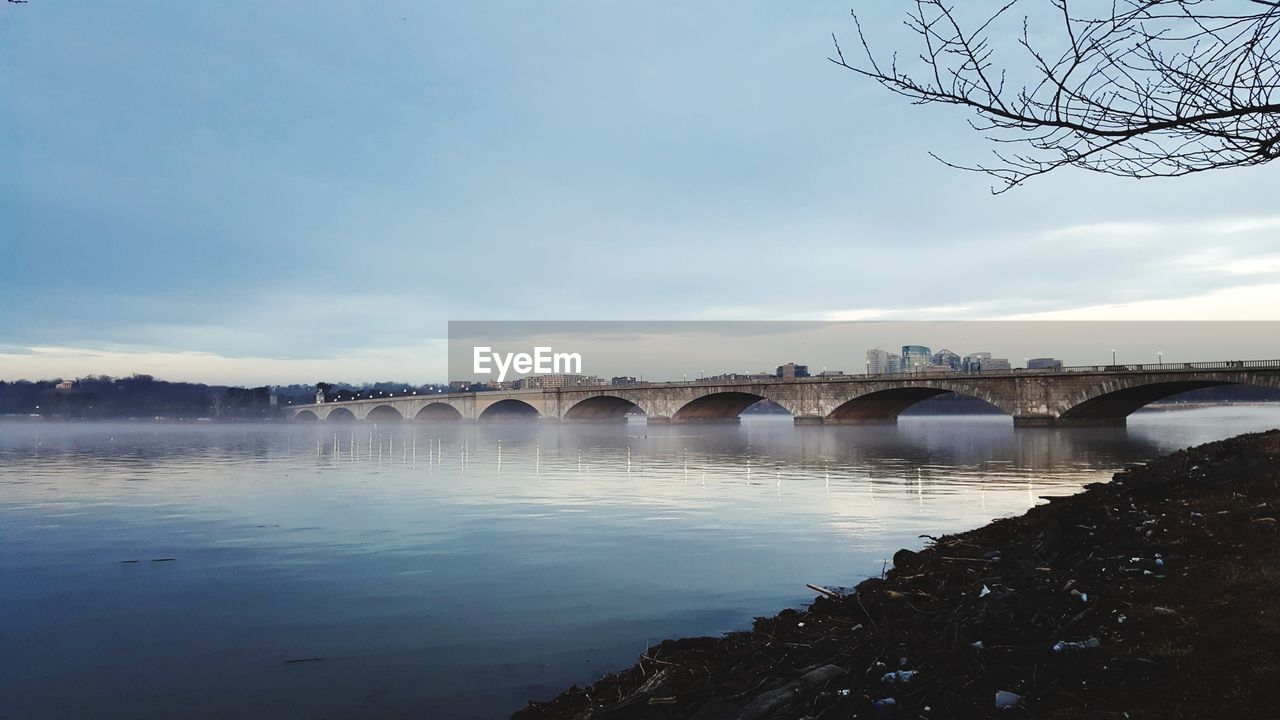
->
514;429;1280;719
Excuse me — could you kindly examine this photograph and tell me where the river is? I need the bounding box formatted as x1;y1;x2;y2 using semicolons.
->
2;407;1278;719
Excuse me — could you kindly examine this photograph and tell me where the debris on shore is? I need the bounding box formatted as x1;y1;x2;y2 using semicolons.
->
514;429;1280;719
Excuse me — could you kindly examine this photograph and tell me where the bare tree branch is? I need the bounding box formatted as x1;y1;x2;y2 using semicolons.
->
834;1;1280;193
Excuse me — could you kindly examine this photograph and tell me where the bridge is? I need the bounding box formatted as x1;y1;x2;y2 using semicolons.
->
281;360;1280;427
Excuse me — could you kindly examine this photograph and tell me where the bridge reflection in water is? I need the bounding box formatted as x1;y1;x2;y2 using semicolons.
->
284;360;1280;428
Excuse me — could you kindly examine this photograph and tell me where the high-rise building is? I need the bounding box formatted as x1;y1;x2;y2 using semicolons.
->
901;345;932;373
865;348;891;374
775;363;810;379
962;352;992;372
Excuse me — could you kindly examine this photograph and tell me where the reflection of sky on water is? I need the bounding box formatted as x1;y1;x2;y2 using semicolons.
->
1;408;1277;719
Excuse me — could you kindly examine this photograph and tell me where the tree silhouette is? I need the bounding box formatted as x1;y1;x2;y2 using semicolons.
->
835;1;1280;192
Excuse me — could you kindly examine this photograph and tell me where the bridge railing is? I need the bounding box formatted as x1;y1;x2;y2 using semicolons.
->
617;359;1280;386
1055;359;1280;373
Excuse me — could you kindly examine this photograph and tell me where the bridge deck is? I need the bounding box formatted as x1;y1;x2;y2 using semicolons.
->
282;360;1280;427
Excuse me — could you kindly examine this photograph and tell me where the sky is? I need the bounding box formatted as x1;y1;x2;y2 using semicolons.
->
3;1;1279;384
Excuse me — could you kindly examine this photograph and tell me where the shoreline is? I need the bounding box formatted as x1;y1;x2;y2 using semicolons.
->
1135;401;1280;412
515;428;1280;719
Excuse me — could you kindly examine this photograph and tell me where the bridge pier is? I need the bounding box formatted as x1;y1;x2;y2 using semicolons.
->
1012;415;1057;428
646;416;671;424
1013;415;1128;427
670;417;741;424
1056;417;1127;428
793;415;825;426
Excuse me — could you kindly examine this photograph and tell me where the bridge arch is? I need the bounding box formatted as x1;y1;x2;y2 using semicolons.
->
325;407;357;423
1058;379;1238;425
564;395;643;421
479;399;540;421
826;385;1013;424
415;403;463;422
672;391;791;422
293;409;318;422
366;405;405;422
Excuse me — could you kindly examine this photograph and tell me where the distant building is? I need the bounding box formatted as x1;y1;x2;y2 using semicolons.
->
962;352;992;372
967;356;1012;371
931;348;961;370
817;370;845;377
55;380;75;391
706;372;774;382
901;345;932;373
1027;357;1063;370
918;364;957;375
775;363;810;380
518;374;604;389
611;376;640;386
865;348;888;374
865;348;903;374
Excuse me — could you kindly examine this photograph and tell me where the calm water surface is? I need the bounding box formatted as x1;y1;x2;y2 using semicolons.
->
3;408;1278;719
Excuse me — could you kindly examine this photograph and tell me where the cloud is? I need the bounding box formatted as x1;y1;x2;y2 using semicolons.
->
999;283;1280;321
6;4;1280;383
1175;250;1280;276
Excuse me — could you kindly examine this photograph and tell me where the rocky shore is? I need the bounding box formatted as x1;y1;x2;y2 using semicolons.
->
514;429;1280;719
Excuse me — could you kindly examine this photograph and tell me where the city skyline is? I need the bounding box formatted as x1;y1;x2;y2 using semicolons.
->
443;321;1280;388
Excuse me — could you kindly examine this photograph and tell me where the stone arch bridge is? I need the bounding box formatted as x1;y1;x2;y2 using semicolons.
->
282;360;1280;427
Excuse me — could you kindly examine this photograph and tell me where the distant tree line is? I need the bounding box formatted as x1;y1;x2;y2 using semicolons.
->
0;375;449;421
305;381;450;404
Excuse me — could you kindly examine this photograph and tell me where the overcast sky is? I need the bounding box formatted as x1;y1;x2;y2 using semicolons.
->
3;2;1278;384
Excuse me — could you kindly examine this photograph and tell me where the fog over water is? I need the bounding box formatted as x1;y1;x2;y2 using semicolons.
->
2;408;1278;718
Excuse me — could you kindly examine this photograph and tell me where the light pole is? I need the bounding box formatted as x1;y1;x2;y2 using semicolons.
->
1111;348;1117;366
1157;351;1163;364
